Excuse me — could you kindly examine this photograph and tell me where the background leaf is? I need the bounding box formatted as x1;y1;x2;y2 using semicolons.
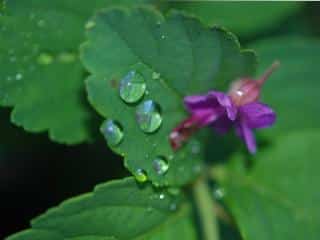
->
252;37;320;138
7;177;197;240
81;7;256;186
218;130;320;240
0;0;119;144
169;2;302;38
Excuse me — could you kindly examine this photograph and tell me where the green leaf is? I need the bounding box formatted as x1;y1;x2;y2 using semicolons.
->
7;177;197;240
217;130;320;240
251;37;320;137
0;0;117;144
169;2;301;37
81;7;256;186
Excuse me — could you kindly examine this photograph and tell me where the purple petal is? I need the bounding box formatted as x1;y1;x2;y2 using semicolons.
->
236;120;257;154
211;115;233;134
192;109;221;127
239;102;276;129
208;92;237;120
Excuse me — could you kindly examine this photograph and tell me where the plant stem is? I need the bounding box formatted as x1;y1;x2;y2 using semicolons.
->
193;179;220;240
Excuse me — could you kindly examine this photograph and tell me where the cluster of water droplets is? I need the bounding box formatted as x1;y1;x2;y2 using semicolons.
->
101;70;169;182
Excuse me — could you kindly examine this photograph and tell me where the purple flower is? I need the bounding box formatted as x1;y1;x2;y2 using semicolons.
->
170;62;279;154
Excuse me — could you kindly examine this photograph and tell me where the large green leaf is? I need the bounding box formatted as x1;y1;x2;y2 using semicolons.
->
251;37;320;138
169;2;301;38
217;130;320;240
0;0;120;144
81;7;256;186
7;177;197;240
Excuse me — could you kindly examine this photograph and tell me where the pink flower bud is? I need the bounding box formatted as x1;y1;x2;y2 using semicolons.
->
228;61;280;106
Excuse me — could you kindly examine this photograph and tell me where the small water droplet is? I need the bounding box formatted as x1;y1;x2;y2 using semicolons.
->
146;206;153;212
168;187;181;196
169;203;177;211
85;20;96;30
58;52;76;63
136;100;162;133
213;187;226;200
37;19;46;27
100;120;124;146
9;56;16;62
153;156;169;175
15;73;23;80
168;155;174;160
37;53;53;65
119;71;146;103
134;169;148;183
190;140;201;154
161;35;166;39
159;193;165;200
152;72;160;80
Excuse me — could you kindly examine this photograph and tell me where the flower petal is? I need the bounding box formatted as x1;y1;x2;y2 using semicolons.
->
208;92;237;120
239;102;276;129
236;120;257;154
211;115;233;134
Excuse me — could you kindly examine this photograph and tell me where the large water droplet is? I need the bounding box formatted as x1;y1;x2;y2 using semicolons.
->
136;100;162;133
153;156;169;175
100;120;124;146
119;71;146;103
134;169;148;183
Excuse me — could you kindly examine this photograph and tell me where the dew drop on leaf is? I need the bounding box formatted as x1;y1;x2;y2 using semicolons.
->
134;169;148;183
213;187;226;200
169;203;177;211
15;73;23;80
100;120;124;146
119;70;146;103
152;156;169;175
152;72;160;80
37;53;53;65
136;100;162;133
159;193;165;200
85;20;96;30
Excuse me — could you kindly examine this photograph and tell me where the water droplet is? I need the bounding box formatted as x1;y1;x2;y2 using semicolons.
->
136;100;162;133
146;206;153;212
100;120;124;146
159;193;165;200
168;155;174;160
168;187;181;196
152;72;160;80
85;20;96;30
9;56;16;62
119;71;146;103
152;156;169;175
161;35;166;39
37;53;53;65
15;73;23;80
58;52;76;63
37;19;46;27
169;203;177;211
190;140;201;154
213;187;226;200
134;169;148;182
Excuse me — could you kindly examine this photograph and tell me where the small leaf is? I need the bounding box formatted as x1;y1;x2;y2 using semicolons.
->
169;2;302;37
81;7;256;186
251;37;320;137
0;0;114;144
217;130;320;240
7;177;197;240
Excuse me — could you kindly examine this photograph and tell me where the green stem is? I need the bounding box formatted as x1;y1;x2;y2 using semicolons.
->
193;179;220;240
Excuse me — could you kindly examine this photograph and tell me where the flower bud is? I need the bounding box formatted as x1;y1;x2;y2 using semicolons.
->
228;61;280;106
